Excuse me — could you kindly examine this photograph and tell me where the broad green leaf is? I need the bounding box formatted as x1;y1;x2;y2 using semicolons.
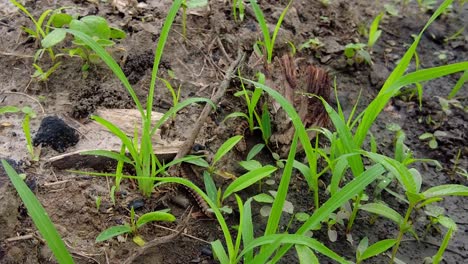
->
357;237;369;256
419;132;433;140
203;171;218;203
51;13;72;27
295;212;310;222
0;106;20;114
239;160;262;171
359;203;404;225
253;193;274;203
422;184;468;199
41;28;66;48
110;27;126;39
136;211;175;228
296;245;319;264
96;39;115;47
185;157;210;168
76;16;111;39
223;165;276;200
1;160;74;263
360;239;396;261
246;143;265;161
95;225;131;242
213;135;243;166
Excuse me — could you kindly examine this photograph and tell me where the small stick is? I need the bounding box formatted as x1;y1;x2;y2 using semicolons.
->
43;180;71;187
173;49;245;160
5;234;34;242
153;223;210;244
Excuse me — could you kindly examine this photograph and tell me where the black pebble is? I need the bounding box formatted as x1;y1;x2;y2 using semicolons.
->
33;116;79;153
128;199;145;210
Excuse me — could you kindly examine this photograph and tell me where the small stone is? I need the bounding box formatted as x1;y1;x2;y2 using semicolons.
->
370;64;390;88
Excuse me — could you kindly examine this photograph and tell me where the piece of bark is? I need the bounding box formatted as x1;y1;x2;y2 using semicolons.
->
47;109;182;170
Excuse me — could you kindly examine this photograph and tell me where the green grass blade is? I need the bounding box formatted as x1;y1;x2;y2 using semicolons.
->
359;203;404;225
269;164;385;262
354;0;454;146
213;135;243;166
211;240;229;264
222;165;277;200
249;0;271;56
241;198;254;263
360;239;396;261
95;225;132;242
63;29;143;115
242;234;349;264
147;0;183;118
270;0;292;62
1;160;74;263
264;134;298;237
448;70;467;99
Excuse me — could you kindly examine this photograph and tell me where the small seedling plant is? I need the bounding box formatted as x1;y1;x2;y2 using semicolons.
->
95;207;176;246
42;15;127;71
344;12;383;65
224;72;272;145
249;0;292;64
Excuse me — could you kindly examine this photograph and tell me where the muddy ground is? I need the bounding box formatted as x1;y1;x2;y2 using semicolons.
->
0;0;467;263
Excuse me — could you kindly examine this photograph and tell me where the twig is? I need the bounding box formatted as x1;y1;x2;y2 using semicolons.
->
173;49;245;160
5;234;34;242
153;223;210;244
216;37;234;63
43;180;71;187
0;51;34;58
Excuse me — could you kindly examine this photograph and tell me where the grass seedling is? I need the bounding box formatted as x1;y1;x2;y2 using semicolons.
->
47;0;213;197
1;160;74;263
249;0;292;64
159;77;181;120
232;0;245;22
344;12;383;65
32;62;61;83
224;72;271;145
95;207;175;246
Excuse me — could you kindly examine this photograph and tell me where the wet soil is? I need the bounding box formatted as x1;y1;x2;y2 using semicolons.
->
1;0;467;263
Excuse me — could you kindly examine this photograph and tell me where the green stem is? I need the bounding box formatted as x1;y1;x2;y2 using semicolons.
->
391;203;415;262
346;191;363;233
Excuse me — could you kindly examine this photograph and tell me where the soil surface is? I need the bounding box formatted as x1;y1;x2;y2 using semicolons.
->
1;0;467;263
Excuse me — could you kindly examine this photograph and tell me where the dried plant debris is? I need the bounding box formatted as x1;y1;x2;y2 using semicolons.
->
33;116;80;153
270;54;331;156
